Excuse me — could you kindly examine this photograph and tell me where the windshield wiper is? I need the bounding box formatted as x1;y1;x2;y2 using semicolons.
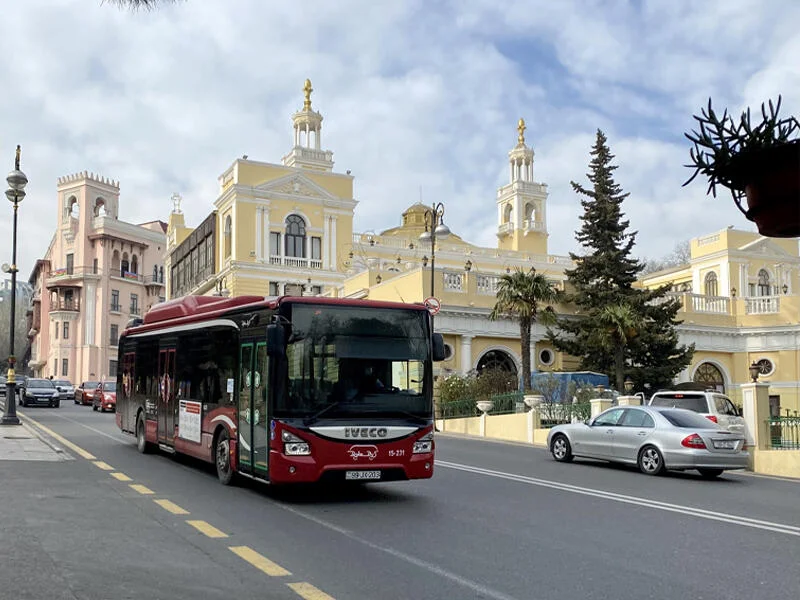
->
304;402;340;426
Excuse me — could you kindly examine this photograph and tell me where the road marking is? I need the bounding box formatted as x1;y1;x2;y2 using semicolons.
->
93;461;114;471
288;582;335;600
264;501;519;600
110;472;132;482
129;484;154;495
229;546;290;577
154;499;190;515
437;460;800;537
187;520;228;539
18;414;96;460
47;412;133;444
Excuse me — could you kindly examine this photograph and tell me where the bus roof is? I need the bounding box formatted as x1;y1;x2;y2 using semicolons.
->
125;295;429;336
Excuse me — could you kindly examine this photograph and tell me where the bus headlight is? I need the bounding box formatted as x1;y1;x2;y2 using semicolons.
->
282;430;311;456
413;432;433;454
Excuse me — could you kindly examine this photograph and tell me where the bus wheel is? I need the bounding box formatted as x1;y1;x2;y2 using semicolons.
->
136;415;151;454
215;430;234;486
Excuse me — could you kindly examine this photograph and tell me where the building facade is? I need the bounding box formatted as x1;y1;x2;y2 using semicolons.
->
164;80;800;414
27;172;167;384
165;79;356;301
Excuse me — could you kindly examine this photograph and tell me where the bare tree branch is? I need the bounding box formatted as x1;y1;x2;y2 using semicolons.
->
101;0;185;10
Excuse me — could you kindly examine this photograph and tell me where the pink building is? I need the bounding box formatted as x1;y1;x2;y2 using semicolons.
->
27;172;167;384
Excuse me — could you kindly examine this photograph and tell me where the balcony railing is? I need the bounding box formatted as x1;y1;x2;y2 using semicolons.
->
497;222;514;235
111;270;144;283
130;305;141;316
767;416;800;450
745;296;780;314
50;298;81;312
522;219;545;232
443;272;464;292
143;275;165;286
110;303;121;312
476;274;500;296
48;265;100;279
269;256;323;269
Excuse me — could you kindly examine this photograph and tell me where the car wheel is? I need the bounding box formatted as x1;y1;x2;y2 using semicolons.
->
214;429;234;486
638;445;665;475
136;415;151;454
54;400;60;408
551;434;574;463
698;468;723;479
92;404;98;411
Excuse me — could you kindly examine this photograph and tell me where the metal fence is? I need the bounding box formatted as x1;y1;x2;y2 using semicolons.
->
537;402;592;428
436;393;591;426
767;417;800;450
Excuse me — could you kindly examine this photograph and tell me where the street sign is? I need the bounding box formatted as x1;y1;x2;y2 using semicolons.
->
424;296;441;315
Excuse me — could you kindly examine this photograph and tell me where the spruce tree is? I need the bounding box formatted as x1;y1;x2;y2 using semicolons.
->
549;130;693;392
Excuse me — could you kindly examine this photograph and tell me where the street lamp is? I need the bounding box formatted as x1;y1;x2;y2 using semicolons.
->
418;202;450;303
2;146;27;426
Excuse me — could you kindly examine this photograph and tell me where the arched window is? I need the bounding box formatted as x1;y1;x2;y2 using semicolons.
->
524;202;534;222
69;197;79;219
111;250;120;272
704;272;718;297
285;215;306;258
153;265;158;281
503;204;513;224
95;198;107;217
224;215;232;258
693;362;725;393
757;269;771;296
121;252;129;277
476;349;518;378
131;255;138;274
159;266;164;283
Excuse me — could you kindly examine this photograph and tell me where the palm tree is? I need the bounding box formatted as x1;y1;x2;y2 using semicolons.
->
103;0;183;9
489;268;560;392
591;303;643;393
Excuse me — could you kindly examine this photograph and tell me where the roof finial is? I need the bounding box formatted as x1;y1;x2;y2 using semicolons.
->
171;192;183;214
14;145;20;170
517;118;526;146
303;78;313;111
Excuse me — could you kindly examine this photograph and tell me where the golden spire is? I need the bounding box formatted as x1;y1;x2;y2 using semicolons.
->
14;145;21;170
517;118;526;146
303;78;313;111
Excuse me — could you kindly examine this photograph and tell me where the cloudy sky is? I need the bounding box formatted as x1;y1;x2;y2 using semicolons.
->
1;0;798;277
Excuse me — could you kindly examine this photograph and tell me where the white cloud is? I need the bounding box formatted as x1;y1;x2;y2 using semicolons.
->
0;0;797;280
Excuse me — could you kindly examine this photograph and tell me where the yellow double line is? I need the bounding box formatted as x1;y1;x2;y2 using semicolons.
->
22;412;335;600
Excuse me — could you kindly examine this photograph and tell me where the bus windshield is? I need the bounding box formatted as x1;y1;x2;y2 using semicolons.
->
275;304;432;420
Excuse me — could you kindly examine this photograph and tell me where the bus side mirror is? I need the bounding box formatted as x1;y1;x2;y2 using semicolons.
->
432;333;450;362
267;324;285;357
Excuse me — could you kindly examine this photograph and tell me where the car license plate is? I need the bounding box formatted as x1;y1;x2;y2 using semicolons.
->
345;470;381;481
713;439;737;449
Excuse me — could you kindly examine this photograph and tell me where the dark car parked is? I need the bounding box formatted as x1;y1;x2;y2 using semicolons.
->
19;378;61;408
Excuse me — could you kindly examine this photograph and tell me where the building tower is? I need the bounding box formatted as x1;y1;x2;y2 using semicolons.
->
496;118;549;255
281;78;334;172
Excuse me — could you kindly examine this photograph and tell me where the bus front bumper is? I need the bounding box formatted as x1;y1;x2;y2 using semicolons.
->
267;451;434;484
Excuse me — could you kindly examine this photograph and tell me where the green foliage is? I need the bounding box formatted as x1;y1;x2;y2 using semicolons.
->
490;268;560;392
684;96;800;202
548;130;694;392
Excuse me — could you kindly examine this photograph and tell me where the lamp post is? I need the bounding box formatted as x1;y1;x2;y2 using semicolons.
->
418;202;450;308
2;146;27;426
748;361;760;383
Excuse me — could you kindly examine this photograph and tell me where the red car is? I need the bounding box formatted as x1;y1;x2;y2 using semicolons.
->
74;381;99;405
93;381;117;412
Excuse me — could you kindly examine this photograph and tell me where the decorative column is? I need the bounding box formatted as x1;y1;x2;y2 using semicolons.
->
590;398;612;418
460;335;473;374
255;207;263;260
330;216;337;268
323;215;330;269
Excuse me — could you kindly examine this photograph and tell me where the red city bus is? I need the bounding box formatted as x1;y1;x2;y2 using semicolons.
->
115;294;447;485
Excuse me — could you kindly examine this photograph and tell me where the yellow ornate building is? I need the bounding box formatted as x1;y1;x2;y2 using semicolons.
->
165;80;800;415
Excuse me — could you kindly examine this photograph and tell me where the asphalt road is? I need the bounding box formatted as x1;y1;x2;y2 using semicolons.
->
4;401;799;600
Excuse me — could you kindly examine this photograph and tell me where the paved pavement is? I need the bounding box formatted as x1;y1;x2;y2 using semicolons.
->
2;402;799;600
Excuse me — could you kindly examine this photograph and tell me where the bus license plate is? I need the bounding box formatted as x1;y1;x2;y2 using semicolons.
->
345;470;381;481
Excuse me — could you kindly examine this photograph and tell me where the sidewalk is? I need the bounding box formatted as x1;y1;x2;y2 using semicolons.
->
0;399;69;461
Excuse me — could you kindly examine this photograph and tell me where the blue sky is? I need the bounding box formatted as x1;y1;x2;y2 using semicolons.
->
0;0;798;277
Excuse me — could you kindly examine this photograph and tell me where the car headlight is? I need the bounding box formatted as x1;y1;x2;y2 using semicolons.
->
281;430;311;456
52;392;59;398
26;392;33;397
413;432;434;454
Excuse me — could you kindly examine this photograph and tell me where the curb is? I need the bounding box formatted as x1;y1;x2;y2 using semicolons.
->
19;416;70;458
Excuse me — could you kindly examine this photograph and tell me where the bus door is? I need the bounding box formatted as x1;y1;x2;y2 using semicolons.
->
157;348;176;444
238;341;269;477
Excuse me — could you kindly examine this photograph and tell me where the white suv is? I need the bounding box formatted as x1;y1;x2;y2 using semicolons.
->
648;390;745;434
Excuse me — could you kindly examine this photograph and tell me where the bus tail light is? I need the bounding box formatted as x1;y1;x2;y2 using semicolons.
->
413;432;434;454
282;430;311;456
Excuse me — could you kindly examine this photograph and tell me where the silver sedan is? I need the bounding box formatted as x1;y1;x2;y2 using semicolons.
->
546;405;749;478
